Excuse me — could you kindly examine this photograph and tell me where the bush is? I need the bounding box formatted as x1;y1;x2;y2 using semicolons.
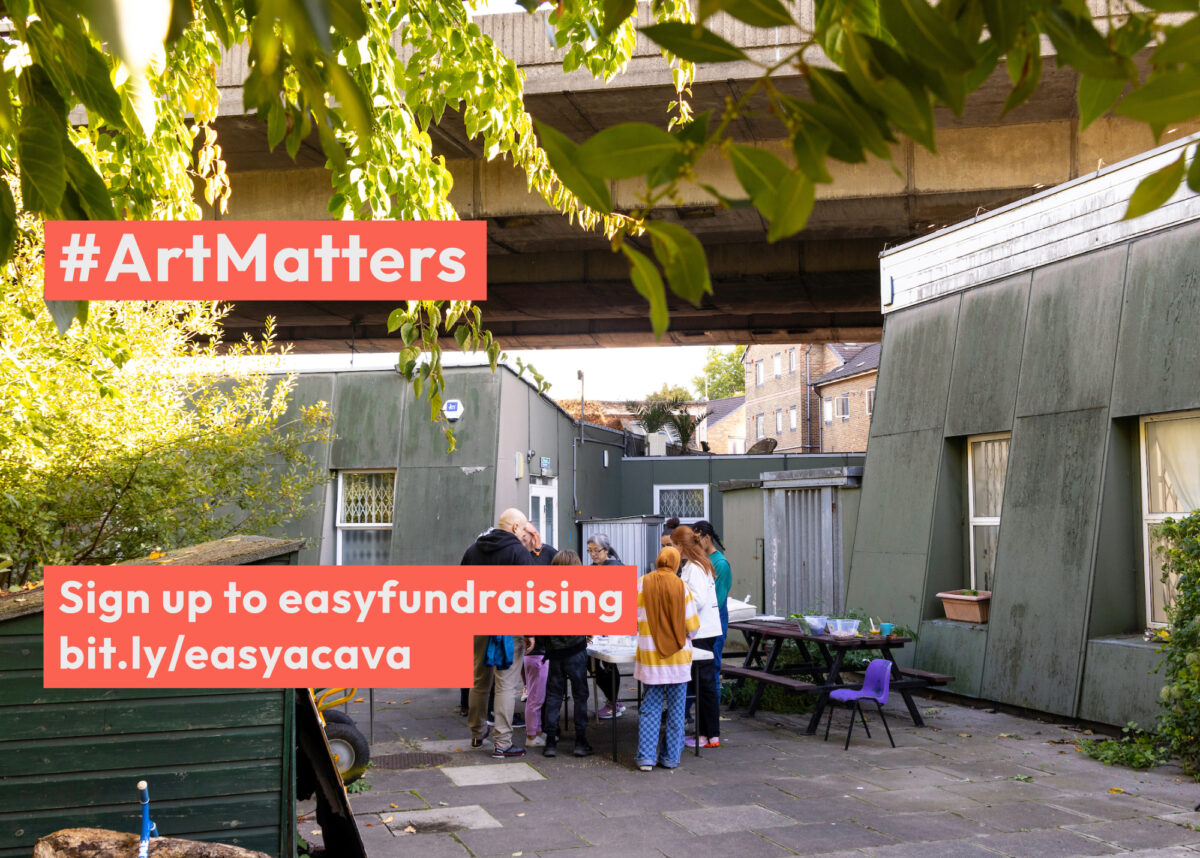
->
1079;723;1171;770
1154;512;1200;777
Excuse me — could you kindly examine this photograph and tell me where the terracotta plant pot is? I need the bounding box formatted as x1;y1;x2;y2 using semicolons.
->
936;589;992;623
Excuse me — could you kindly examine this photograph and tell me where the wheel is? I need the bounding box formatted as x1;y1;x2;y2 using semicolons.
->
322;709;353;726
324;721;370;784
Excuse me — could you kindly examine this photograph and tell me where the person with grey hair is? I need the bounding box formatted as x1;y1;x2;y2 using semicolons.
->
586;533;626;719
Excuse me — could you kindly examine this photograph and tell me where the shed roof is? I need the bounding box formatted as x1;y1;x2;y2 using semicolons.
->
705;394;745;425
813;342;881;386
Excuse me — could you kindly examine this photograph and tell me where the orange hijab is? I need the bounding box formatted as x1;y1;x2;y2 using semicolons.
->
643;547;688;657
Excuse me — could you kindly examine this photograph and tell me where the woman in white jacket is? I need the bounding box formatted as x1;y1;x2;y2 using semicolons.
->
670;525;722;748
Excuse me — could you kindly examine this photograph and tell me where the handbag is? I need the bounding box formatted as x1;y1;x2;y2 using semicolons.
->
484;634;513;670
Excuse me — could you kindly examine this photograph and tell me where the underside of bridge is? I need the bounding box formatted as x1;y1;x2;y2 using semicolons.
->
208;14;1194;352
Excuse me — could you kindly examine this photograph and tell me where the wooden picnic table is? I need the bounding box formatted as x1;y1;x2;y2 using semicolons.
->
723;619;952;735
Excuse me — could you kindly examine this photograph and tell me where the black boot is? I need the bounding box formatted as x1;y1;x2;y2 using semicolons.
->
573;732;594;757
543;736;558;757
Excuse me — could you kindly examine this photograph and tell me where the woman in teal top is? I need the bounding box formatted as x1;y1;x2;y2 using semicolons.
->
693;520;731;691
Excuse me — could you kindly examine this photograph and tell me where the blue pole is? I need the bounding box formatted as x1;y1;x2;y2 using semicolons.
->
137;780;157;857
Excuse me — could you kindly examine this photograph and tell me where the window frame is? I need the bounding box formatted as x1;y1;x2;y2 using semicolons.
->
822;397;833;425
1139;409;1200;628
653;483;710;525
773;353;782;377
834;392;850;421
966;432;1010;591
335;469;397;565
789;405;797;431
788;348;796;373
755;361;764;386
755;413;765;440
866;387;875;416
775;408;783;435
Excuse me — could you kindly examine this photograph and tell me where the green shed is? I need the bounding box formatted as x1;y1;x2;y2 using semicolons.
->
0;536;303;858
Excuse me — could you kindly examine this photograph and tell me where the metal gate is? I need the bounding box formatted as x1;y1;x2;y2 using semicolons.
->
762;468;862;617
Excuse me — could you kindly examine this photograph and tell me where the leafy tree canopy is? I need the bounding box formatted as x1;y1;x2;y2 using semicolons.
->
646;382;694;401
693;346;745;400
0;210;334;588
2;0;1200;443
629;396;707;454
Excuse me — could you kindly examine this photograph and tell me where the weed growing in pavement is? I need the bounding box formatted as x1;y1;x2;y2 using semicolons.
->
1079;723;1172;770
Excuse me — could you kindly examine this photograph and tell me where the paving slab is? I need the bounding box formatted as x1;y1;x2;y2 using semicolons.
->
347;787;430;815
566;813;694;846
933;779;1060;804
1043;792;1184;821
662;803;795;835
584;788;702;817
968;828;1122;856
756;820;900;854
749;791;880;823
954;800;1092;832
454;820;589;855
1063;816;1200;850
853;786;986;813
386;832;472;857
442;761;546;786
861;839;1005;858
378;803;502;834
657;829;799;858
851;810;994;842
538;846;674;858
851;766;971;790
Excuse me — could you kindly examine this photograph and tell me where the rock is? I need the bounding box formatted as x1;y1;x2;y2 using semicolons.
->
34;829;272;858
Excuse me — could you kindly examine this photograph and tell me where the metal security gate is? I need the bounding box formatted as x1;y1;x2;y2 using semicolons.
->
762;468;862;617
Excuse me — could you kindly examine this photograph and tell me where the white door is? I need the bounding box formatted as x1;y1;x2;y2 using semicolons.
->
529;478;558;546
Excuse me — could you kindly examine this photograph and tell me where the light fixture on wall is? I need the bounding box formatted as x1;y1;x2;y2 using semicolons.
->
514;451;525;481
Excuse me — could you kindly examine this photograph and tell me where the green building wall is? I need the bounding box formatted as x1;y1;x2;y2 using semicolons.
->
846;217;1200;727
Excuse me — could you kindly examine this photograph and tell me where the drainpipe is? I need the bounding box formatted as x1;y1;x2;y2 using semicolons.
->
573;370;584;549
805;347;814;452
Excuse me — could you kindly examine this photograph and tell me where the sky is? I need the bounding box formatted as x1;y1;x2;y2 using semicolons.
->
281;344;739;401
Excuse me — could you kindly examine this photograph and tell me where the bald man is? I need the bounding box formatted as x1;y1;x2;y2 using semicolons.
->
461;508;536;758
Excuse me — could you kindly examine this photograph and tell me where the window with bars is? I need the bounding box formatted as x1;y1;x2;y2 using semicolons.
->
654;484;709;524
1141;410;1200;627
967;434;1010;591
336;470;396;565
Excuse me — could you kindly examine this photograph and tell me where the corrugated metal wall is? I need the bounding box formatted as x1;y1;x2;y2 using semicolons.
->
581;516;665;576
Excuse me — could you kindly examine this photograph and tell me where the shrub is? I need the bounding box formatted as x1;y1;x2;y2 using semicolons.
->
1079;723;1171;770
1154;512;1200;777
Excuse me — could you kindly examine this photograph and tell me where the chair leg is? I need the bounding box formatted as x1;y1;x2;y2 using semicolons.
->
857;701;871;739
875;700;895;748
824;700;835;741
843;702;855;750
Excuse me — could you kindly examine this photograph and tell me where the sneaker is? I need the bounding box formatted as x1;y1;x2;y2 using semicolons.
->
573;739;594;757
543;739;558;758
684;736;709;748
526;733;546;747
638;764;654;772
597;702;626;720
512;713;526;728
492;744;526;759
705;737;720;748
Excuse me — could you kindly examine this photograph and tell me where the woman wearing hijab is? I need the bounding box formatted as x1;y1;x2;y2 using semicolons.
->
634;546;699;771
586;533;625;720
671;525;722;749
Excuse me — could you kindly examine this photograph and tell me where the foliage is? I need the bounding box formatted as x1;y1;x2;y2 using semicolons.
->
630;396;707;454
646;382;694;402
0;214;334;589
1153;512;1200;776
1078;723;1172;771
344;773;372;793
693;346;745;400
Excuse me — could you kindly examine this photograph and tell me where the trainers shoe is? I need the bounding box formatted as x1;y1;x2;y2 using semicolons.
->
705;737;720;748
597;702;626;720
492;744;526;759
526;733;546;747
684;736;708;748
638;764;654;772
543;740;558;758
513;713;526;728
573;740;594;757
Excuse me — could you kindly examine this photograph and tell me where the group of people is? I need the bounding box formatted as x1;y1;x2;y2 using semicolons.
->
460;508;733;769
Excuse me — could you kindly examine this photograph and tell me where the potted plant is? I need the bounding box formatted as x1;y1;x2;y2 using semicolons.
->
935;588;992;623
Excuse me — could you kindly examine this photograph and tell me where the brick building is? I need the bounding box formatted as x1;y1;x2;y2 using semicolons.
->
742;343;865;452
696;394;745;454
812;342;880;452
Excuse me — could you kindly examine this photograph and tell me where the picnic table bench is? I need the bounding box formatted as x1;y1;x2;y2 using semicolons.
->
724;619;954;735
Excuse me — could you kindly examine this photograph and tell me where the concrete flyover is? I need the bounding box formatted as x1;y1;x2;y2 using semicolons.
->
208;6;1200;351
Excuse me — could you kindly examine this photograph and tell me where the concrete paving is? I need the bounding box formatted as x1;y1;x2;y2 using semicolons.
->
301;687;1200;857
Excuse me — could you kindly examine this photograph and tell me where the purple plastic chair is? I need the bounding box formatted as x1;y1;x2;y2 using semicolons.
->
823;658;896;750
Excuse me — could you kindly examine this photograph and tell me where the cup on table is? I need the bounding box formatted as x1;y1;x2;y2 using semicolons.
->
879;622;894;636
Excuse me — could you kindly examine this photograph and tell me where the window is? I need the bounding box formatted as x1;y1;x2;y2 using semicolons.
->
789;348;796;374
755;361;764;387
834;393;850;420
529;477;558;546
789;406;797;431
730;438;745;454
967;434;1010;591
1140;411;1200;627
755;413;765;440
654;484;709;524
773;353;782;377
775;409;783;435
822;397;833;425
336;470;395;565
867;387;875;415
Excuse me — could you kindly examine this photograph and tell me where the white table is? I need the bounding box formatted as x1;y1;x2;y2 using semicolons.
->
586;645;714;761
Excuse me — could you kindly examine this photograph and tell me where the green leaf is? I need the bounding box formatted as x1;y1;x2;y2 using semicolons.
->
640;22;749;63
1188;145;1200;194
1078;75;1125;131
1002;35;1041;116
1123;152;1185;220
454;326;470;350
267;102;287;151
328;0;368;40
730;144;788;213
1116;68;1200;126
644;220;711;304
43;299;87;335
18;104;66;214
327;63;371;137
167;0;195;44
1133;0;1197;11
791;122;833;183
387;309;406;333
980;0;1024;54
1039;8;1129;81
702;0;794;29
623;245;669;338
766;171;816;242
842;34;935;151
880;0;974;72
0;181;15;268
576;123;681;179
807;68;894;159
602;0;636;36
400;321;417;346
63;144;116;220
1153;16;1200;65
533;120;612;214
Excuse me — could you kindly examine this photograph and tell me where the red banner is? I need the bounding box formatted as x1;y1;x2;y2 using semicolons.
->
44;220;486;300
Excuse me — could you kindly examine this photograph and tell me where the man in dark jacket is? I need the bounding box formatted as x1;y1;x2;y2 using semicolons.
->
462;508;534;758
541;632;591;758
